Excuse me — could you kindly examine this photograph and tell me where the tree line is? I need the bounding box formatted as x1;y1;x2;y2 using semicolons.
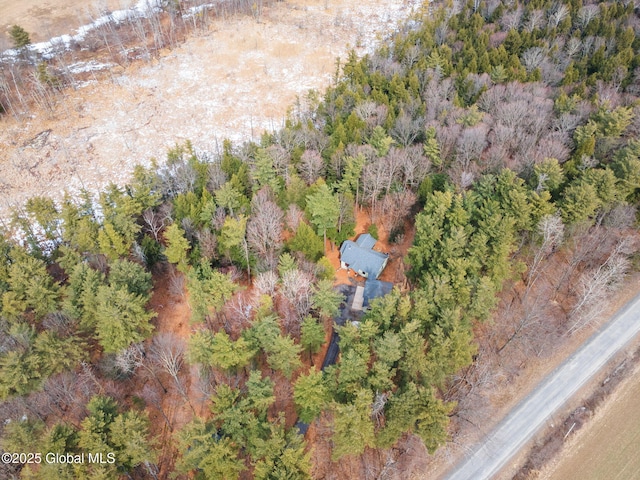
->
1;0;640;477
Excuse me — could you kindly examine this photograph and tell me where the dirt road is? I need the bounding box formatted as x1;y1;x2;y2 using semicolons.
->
444;291;640;480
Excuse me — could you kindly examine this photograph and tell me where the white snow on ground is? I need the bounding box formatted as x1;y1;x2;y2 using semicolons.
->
0;0;422;220
66;60;115;74
1;0;164;60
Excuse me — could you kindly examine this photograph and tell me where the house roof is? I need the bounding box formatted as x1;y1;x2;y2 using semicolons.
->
339;234;388;279
355;233;377;250
363;279;393;307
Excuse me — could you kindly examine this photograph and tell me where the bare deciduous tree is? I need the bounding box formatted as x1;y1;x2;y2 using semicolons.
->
142;208;166;241
207;162;227;192
569;239;631;332
195;228;217;261
280;269;313;328
284;204;304;233
501;7;523;30
298;149;324;184
455;124;488;169
525;9;545;32
149;333;189;403
140;382;172;429
254;270;278;296
577;5;599;29
522;47;546;73
399;144;431;188
247;187;284;271
548;4;570;29
391;111;424;147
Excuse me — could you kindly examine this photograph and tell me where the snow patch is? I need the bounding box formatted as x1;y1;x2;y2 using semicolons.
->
67;61;115;74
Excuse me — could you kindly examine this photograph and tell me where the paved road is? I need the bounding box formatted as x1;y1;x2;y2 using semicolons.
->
445;292;640;480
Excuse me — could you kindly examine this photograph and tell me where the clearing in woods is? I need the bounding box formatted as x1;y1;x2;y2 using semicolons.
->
0;0;419;219
544;369;640;480
0;0;134;44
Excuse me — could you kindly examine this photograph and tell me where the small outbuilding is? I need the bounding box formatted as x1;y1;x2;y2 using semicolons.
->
339;233;389;279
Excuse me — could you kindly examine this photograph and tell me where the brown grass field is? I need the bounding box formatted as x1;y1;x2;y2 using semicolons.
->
0;0;134;44
545;367;640;480
0;0;419;219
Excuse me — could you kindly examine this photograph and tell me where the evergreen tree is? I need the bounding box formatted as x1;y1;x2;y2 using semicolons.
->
300;316;326;355
266;335;302;379
186;261;237;323
176;417;245;479
311;280;344;319
108;259;152;297
63;263;105;329
252;421;312;480
287;222;324;261
79;396;157;477
294;367;330;423
9;25;31;49
210;330;255;373
331;389;376;460
93;285;156;353
164;223;190;270
305;183;340;251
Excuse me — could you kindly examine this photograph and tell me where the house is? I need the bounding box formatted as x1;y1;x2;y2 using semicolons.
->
339;233;389;279
351;280;393;312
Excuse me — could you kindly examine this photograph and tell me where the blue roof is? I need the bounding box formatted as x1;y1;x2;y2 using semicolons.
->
340;236;388;279
355;233;377;250
363;279;393;307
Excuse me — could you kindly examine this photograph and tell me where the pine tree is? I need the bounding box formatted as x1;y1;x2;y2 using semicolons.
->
294;367;329;422
164;223;190;270
110;411;158;470
311;280;344;319
306;183;340;251
266;335;302;379
210;330;255;372
9;25;31;49
215;182;245;217
218;215;250;272
287;222;324;261
63;263;105;328
252;421;312;480
331;389;376;460
300;316;326;355
93;285;156;353
187;261;237;323
108;259;152;297
80;396;157;477
175;417;245;479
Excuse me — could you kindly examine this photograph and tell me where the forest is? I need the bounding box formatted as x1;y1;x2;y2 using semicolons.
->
1;0;640;478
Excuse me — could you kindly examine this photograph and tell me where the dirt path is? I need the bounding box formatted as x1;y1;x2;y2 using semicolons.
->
0;0;420;219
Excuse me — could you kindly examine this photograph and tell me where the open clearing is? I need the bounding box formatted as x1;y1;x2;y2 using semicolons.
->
544;367;640;480
0;0;420;218
0;0;134;44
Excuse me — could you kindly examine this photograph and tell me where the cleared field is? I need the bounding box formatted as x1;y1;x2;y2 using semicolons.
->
0;0;133;44
547;371;640;480
0;0;420;220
